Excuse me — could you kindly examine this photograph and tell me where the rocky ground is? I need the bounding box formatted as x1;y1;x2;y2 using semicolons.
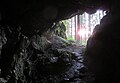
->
0;27;95;83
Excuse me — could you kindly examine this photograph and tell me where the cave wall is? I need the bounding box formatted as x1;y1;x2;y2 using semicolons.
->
0;0;120;83
84;1;120;82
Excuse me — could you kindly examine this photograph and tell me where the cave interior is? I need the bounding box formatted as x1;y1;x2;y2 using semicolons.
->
0;0;120;83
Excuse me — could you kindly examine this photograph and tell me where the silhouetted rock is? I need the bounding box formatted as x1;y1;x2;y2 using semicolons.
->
84;5;120;83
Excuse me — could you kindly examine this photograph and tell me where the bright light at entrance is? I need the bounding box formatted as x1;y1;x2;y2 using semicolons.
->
78;29;90;38
62;10;106;45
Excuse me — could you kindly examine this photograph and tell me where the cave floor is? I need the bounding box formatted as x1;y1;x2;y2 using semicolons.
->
57;45;95;83
42;36;95;83
0;35;95;83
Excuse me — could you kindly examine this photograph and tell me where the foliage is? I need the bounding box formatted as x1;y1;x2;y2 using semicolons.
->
67;37;74;41
62;20;70;29
54;21;67;39
62;10;105;45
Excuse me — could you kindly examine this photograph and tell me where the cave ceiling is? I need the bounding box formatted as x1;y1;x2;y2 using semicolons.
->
0;0;117;34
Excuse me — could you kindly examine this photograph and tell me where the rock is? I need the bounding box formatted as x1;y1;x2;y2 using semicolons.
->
84;10;120;83
30;35;51;51
0;26;93;83
0;26;7;56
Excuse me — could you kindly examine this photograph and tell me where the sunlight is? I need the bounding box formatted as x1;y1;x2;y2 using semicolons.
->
78;28;90;38
62;9;106;45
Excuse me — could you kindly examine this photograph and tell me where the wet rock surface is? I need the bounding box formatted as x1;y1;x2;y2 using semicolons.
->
0;27;94;83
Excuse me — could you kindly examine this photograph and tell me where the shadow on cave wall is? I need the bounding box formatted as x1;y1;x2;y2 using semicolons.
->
0;22;93;83
0;0;120;83
84;5;120;83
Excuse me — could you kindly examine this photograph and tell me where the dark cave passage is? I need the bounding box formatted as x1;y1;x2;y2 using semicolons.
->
0;0;120;83
0;24;93;83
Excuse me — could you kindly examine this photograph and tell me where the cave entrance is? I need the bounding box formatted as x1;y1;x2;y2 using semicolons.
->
62;10;106;45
